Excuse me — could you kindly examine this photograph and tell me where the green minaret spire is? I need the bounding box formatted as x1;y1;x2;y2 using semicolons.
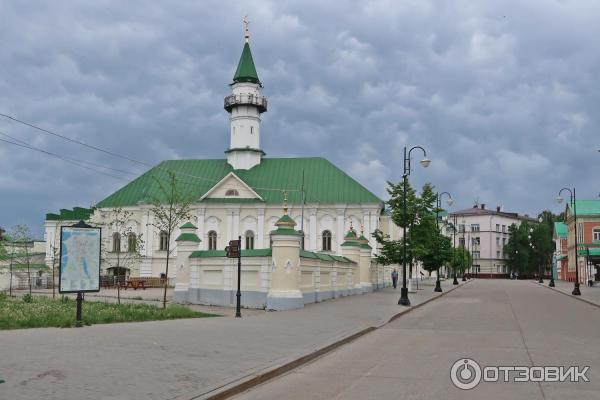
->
233;16;260;84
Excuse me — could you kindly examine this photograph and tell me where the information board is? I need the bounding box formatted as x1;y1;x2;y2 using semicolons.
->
59;225;101;293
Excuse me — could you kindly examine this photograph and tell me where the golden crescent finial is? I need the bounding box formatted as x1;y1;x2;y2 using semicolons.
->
283;191;288;215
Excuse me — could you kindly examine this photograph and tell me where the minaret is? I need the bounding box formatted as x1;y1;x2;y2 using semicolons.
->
224;16;267;170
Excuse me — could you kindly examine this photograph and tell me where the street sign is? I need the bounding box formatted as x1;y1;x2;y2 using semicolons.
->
226;239;241;258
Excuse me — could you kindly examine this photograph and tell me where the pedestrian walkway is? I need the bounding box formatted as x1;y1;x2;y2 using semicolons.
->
0;281;467;400
536;279;600;308
233;280;600;400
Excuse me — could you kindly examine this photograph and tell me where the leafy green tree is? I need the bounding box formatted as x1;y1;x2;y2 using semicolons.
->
451;246;472;276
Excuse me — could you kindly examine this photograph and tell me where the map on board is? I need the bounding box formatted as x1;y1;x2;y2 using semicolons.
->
59;226;101;293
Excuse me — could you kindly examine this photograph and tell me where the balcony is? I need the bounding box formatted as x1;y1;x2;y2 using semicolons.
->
224;94;268;113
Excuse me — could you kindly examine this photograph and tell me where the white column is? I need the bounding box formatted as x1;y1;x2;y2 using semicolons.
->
336;208;345;255
309;209;317;251
197;208;206;250
257;207;265;248
233;209;240;241
226;212;233;242
146;212;154;257
363;210;370;238
370;212;379;255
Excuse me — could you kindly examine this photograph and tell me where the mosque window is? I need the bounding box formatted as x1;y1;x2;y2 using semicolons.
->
112;233;121;253
322;230;332;251
245;231;255;249
225;189;239;196
128;233;137;252
208;231;218;250
159;231;168;251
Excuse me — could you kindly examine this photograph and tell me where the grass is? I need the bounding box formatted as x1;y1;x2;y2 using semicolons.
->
0;293;217;330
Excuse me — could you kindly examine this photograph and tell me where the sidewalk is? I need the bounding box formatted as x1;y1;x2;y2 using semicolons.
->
0;280;468;400
536;279;600;308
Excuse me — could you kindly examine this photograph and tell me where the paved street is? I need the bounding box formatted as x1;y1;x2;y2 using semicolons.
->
233;280;600;400
0;281;461;400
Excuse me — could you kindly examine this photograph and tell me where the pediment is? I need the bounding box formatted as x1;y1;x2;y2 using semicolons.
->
200;172;263;201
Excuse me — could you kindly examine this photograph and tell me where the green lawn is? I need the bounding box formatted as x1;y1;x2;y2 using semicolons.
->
0;293;216;330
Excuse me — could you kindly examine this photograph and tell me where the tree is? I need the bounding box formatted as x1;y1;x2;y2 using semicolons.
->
150;171;193;309
10;225;34;295
450;246;472;276
98;207;145;304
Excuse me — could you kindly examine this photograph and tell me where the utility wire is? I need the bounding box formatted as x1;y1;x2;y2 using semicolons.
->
0;131;139;176
0;135;128;181
0;113;300;193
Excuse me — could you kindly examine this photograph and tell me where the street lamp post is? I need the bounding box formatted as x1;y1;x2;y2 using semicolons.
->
452;214;459;285
399;146;430;306
556;187;581;296
435;192;453;292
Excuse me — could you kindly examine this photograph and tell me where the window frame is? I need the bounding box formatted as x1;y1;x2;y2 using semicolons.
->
208;230;218;251
322;230;332;252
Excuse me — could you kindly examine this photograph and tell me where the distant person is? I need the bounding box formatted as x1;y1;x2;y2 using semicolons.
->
392;269;398;289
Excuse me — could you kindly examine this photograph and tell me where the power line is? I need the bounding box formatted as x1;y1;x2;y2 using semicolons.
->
0;131;139;176
0;113;303;194
0;135;128;181
0;113;151;167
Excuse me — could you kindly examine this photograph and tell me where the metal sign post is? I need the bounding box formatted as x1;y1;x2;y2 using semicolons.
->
59;220;101;328
226;237;242;318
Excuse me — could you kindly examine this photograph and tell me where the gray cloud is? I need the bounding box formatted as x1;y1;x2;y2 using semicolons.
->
1;0;599;236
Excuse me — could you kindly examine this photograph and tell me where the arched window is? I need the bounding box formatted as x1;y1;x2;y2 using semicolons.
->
250;126;254;134
112;233;121;253
127;233;137;252
225;189;239;196
208;231;217;250
322;230;332;252
245;230;255;250
159;231;168;251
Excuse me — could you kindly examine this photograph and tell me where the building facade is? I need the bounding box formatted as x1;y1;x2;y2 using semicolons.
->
562;200;600;284
449;204;535;278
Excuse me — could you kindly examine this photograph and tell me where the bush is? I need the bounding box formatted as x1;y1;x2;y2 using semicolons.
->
22;294;33;303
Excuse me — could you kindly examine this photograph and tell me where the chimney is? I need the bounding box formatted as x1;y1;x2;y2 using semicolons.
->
496;206;501;212
480;204;486;210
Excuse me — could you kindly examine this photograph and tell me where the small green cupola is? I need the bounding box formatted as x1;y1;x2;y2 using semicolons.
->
358;225;372;250
341;222;361;247
272;192;301;236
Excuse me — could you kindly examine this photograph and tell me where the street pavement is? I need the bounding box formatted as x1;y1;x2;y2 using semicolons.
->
541;279;600;308
233;280;600;400
0;281;462;400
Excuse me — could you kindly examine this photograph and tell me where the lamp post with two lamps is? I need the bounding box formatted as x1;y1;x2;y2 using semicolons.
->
399;146;431;306
556;188;581;296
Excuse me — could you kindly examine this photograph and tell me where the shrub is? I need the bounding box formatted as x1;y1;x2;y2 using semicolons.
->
22;294;33;303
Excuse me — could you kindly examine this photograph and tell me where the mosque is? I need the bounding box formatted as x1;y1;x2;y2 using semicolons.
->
44;23;400;309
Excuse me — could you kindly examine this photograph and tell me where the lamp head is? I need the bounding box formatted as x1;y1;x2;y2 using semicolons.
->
447;198;454;207
420;157;431;168
538;217;543;223
556;196;564;204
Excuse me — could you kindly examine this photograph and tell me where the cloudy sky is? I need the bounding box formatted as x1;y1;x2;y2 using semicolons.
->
1;0;599;237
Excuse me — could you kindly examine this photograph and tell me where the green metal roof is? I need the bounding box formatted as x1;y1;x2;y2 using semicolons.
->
46;207;94;221
180;222;197;229
554;222;567;238
233;42;260;84
567;200;600;216
190;248;272;258
175;233;201;242
95;158;382;208
299;250;354;264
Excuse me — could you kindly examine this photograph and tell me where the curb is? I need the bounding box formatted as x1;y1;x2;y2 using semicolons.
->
189;280;472;400
532;281;600;310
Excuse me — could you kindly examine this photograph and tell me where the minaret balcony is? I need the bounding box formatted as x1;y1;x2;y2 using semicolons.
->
224;94;268;113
